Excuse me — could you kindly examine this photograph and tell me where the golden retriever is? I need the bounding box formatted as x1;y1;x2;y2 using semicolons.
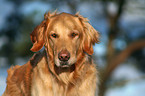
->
3;12;99;96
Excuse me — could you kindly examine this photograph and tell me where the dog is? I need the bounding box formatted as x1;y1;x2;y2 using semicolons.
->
3;12;100;96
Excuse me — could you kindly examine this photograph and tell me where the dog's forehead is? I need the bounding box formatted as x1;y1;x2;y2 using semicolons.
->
48;13;82;32
51;12;76;21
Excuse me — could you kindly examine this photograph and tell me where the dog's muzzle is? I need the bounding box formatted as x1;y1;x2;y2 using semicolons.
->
58;49;70;67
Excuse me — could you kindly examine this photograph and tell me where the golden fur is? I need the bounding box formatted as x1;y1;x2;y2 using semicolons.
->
3;12;99;96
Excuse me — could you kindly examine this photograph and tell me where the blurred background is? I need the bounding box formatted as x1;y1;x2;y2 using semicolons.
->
0;0;145;96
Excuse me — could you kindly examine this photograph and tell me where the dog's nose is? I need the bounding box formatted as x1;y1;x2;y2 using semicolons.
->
58;50;70;61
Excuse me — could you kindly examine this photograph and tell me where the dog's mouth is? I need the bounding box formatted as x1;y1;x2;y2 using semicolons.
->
60;61;70;68
54;62;75;74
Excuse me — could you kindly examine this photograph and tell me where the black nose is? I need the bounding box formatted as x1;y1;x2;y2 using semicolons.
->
58;50;70;61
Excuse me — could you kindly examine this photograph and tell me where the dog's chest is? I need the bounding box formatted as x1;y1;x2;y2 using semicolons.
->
31;76;71;96
31;69;70;96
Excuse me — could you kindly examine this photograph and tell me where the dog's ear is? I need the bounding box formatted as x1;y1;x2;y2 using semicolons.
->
30;11;58;52
76;13;100;55
83;23;100;55
30;20;46;52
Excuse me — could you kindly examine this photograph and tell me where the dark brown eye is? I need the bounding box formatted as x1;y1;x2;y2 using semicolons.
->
71;33;78;38
51;33;58;38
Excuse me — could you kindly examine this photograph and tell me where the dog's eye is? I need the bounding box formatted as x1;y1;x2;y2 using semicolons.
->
51;33;58;38
71;33;78;38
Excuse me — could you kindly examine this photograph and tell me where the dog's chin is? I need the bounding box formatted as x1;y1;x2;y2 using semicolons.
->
54;62;75;74
55;61;73;68
60;65;70;68
59;61;71;68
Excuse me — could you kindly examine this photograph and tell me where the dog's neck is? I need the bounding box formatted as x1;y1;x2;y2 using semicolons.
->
32;50;90;85
31;50;96;96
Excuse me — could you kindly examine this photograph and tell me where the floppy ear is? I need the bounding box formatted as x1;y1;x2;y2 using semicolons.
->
76;13;100;55
30;21;46;52
30;11;58;52
83;23;99;55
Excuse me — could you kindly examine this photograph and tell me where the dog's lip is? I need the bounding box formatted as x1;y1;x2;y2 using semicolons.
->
61;64;70;68
60;61;70;67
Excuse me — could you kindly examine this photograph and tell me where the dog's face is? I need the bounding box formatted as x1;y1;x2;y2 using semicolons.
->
47;14;83;67
30;12;99;68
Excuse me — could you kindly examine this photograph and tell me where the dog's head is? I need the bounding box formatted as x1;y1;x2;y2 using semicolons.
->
30;12;99;68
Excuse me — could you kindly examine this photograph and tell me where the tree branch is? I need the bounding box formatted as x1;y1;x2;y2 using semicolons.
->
99;40;145;96
107;0;125;62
